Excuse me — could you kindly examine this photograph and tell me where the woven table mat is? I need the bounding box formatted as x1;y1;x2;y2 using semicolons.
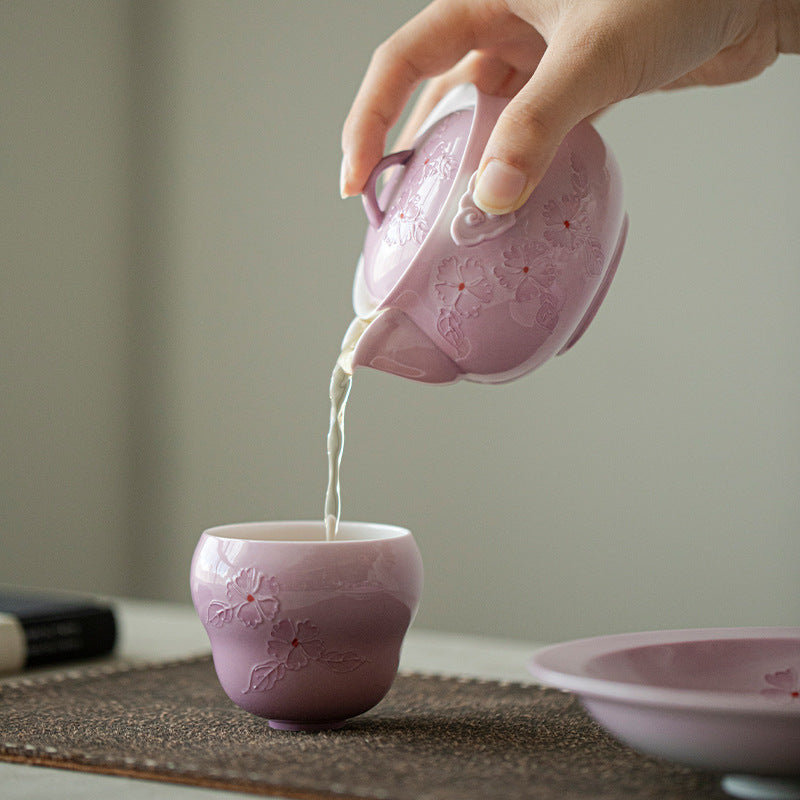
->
0;654;726;799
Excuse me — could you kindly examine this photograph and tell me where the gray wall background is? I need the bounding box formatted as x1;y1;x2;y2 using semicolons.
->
3;1;798;643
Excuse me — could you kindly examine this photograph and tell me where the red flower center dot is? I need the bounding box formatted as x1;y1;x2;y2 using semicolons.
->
792;691;799;698
458;282;465;291
563;220;570;228
523;266;529;273
246;594;255;603
291;638;299;648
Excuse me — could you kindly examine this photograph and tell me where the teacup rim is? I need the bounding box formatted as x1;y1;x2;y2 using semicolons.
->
201;519;411;544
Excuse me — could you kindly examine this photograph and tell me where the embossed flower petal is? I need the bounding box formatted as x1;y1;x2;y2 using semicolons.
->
454;279;492;317
515;275;541;304
537;265;558;289
263;596;280;621
435;256;490;312
384;193;429;246
542;198;563;228
285;645;311;670
500;245;524;274
267;619;295;661
764;668;798;691
227;567;263;603
497;242;555;294
459;257;487;286
295;620;322;645
400;203;428;245
422;141;457;181
562;193;582;221
435;281;459;307
503;242;549;272
294;621;325;660
435;256;461;289
543;195;591;249
267;638;295;665
235;595;279;627
455;292;480;318
235;602;262;628
543;228;563;248
269;618;295;643
493;264;517;290
268;619;325;670
225;567;280;627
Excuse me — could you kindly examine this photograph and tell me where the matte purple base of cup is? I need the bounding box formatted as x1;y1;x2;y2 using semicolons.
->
268;718;348;732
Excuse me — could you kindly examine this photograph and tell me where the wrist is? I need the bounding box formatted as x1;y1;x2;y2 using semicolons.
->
776;0;800;53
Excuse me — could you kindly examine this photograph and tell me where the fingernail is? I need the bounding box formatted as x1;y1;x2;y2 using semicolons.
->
473;160;527;215
339;154;351;198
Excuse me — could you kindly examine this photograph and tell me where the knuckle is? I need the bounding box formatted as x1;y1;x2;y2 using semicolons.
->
372;36;424;85
558;14;629;103
570;18;625;74
499;105;558;160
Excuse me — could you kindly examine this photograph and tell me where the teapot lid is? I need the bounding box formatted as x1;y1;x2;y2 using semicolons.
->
354;85;504;317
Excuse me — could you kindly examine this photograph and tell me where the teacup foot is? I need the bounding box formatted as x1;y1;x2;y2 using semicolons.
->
268;719;348;732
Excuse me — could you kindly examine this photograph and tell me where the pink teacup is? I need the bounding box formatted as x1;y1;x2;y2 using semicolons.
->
190;521;423;730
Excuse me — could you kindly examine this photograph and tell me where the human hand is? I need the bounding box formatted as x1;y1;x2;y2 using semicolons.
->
341;0;800;214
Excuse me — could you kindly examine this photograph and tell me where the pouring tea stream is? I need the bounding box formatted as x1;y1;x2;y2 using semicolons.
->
324;83;628;538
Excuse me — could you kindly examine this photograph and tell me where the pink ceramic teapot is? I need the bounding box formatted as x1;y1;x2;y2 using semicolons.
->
346;83;628;384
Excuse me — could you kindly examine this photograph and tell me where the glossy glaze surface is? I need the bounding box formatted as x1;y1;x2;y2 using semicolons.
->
191;521;423;730
529;627;800;778
352;84;628;384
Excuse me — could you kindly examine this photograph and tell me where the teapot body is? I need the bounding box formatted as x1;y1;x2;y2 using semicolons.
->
351;84;628;384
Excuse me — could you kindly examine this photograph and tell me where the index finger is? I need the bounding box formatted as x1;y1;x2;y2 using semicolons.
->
340;0;500;197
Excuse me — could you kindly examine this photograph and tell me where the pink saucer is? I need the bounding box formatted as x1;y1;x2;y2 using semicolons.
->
528;627;800;799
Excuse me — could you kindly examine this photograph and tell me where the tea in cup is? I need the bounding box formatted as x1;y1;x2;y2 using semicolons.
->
190;520;423;730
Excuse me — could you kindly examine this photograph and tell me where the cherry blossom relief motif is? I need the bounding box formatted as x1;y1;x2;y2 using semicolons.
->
207;568;279;629
382;188;429;247
382;119;460;248
433;256;493;358
204;568;368;695
434;256;493;317
428;151;608;359
244;619;368;694
495;242;565;330
761;667;800;704
421;139;459;182
543;153;605;276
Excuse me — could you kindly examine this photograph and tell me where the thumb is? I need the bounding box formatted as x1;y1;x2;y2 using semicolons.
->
473;26;620;215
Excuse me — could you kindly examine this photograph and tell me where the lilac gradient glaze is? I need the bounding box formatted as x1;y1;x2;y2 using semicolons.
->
352;84;628;384
529;627;800;789
190;521;423;731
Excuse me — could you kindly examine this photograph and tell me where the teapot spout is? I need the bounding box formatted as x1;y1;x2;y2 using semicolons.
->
351;309;461;384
